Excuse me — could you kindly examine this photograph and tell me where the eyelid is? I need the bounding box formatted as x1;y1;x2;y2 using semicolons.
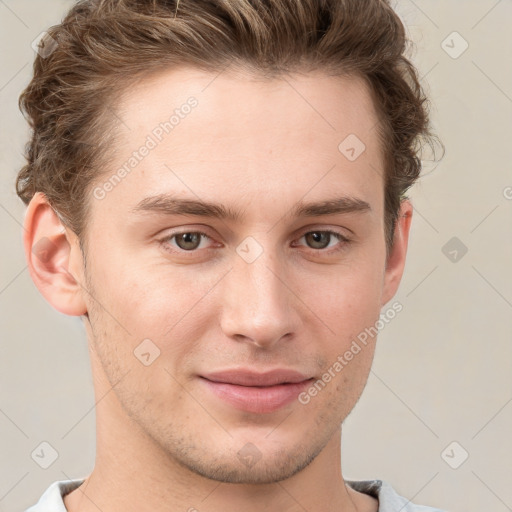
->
158;225;353;255
293;229;351;253
159;229;216;251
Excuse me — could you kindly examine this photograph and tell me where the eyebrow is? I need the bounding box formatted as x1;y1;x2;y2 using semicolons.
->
130;193;371;221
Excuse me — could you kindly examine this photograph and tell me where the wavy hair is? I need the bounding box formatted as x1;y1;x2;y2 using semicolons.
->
16;0;444;255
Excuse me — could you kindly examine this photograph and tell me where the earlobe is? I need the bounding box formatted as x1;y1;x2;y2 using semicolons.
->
380;200;413;306
23;192;87;316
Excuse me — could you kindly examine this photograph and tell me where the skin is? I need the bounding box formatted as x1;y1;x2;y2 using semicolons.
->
24;66;412;512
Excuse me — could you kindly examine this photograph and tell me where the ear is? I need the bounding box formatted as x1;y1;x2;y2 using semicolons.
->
23;192;87;316
380;199;413;306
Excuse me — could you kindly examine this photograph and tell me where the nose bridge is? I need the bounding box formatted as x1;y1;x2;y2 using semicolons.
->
220;237;296;347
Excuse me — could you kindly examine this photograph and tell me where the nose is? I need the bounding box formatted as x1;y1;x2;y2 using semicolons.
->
219;244;299;349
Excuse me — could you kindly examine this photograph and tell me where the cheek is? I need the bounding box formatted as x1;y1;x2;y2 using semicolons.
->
92;245;210;329
297;353;374;427
302;259;384;334
299;256;383;396
95;259;221;380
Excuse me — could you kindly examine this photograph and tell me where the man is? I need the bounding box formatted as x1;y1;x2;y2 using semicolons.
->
19;0;444;510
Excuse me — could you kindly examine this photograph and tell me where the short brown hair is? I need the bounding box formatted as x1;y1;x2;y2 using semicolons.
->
16;0;443;256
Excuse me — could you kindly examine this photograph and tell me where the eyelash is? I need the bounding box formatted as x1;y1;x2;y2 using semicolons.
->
159;229;351;256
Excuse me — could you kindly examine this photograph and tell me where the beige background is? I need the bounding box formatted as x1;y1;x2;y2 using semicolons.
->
1;1;511;511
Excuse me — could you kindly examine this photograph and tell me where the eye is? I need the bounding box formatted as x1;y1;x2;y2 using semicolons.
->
160;230;214;252
159;228;351;256
294;230;351;253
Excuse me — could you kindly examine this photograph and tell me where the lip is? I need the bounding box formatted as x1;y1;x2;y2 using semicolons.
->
202;368;311;386
199;368;314;414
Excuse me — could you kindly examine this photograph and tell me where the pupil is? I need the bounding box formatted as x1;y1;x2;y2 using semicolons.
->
179;233;199;250
308;232;328;249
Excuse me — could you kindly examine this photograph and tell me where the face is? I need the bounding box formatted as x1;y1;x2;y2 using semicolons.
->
66;67;408;483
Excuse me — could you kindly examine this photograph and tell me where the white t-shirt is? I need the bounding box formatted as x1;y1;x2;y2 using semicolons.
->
24;478;447;511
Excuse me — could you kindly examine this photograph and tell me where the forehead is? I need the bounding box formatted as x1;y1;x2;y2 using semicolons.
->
116;65;380;149
93;65;384;222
